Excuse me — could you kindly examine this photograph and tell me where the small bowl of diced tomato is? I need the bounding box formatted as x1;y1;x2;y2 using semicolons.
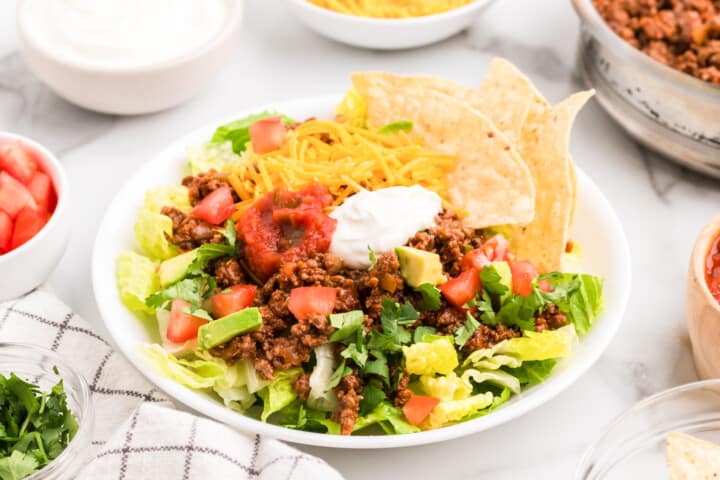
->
0;132;69;301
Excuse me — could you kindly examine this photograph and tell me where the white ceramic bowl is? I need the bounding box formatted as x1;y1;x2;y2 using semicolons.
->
92;96;631;448
287;0;495;50
0;132;69;302
16;1;243;115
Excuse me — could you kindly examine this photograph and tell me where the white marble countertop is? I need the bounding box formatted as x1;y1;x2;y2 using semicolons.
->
2;0;720;478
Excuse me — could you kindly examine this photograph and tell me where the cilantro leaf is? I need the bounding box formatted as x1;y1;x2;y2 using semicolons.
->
361;350;390;385
183;305;214;322
413;326;436;344
377;120;413;134
467;291;498;326
328;360;352;391
185;243;237;277
328;310;365;343
380;298;418;327
223;219;237;247
368;245;377;270
495;288;545;331
145;276;216;309
359;380;386;416
341;343;368;368
454;312;480;348
0;450;38;480
415;283;441;311
480;266;509;298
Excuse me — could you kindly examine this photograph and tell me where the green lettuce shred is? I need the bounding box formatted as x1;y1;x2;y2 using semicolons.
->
116;251;160;316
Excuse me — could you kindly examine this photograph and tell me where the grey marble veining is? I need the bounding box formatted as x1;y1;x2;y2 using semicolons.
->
1;0;719;478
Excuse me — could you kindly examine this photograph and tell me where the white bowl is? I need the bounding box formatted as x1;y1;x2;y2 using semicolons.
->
16;1;243;115
0;132;70;301
92;96;631;448
287;0;495;50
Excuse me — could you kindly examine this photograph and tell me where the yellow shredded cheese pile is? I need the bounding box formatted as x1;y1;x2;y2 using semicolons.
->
307;0;475;18
227;119;458;220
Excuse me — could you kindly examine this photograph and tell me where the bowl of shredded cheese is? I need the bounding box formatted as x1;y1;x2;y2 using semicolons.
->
287;0;496;50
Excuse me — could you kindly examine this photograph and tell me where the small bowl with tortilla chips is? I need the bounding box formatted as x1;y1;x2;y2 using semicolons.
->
577;379;720;479
287;0;495;50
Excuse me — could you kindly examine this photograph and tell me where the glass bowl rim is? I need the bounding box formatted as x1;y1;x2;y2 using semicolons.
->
576;378;720;478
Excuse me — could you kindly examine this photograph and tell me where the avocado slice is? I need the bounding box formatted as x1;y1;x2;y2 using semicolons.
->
395;246;445;288
198;307;263;350
158;249;198;287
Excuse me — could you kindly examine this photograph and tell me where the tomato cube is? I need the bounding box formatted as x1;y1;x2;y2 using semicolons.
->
0;171;37;219
210;285;257;319
27;171;57;213
249;117;287;154
402;395;440;426
0;210;12;254
288;286;338;320
10;206;49;250
510;261;539;297
440;269;481;309
0;141;37;185
167;299;209;343
190;186;235;225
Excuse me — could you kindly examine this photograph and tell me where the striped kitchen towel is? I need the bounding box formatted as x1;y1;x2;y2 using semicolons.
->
0;289;343;480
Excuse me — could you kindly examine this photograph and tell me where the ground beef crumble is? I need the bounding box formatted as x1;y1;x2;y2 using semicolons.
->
534;303;569;332
332;373;364;436
593;0;720;84
161;206;225;251
408;211;485;276
182;170;239;205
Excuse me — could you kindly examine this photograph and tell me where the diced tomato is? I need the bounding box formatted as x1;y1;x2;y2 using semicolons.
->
440;269;481;309
210;285;257;319
510;261;539;297
27;171;57;213
167;299;209;343
538;279;552;293
0;210;12;254
288;286;338;320
190;186;235;225
10;206;49;250
461;234;510;271
402;395;440;426
0;171;37;219
0;141;37;185
249;117;286;154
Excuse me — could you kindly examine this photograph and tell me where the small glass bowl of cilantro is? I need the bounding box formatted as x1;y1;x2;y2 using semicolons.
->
0;343;93;480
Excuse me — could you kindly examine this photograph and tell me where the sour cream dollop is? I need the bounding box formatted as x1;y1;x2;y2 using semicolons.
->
19;0;228;69
330;186;442;268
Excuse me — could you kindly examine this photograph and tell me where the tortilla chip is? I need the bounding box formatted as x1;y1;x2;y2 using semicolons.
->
475;58;548;144
667;432;720;479
507;90;594;273
352;80;535;228
353;70;523;142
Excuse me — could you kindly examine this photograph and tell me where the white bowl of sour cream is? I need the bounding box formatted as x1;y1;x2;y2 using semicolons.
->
17;0;242;115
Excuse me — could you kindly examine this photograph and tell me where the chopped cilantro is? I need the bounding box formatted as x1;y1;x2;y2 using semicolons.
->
145;276;216;309
454;312;480;347
380;298;418;327
0;373;78;480
223;219;237;247
329;310;365;343
415;283;441;311
480;266;509;298
361;350;390;385
359;380;386;415
185;243;236;277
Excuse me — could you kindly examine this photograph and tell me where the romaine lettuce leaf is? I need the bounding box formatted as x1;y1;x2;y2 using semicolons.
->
540;273;603;336
461;369;521;394
139;344;220;389
258;368;303;422
186;141;242;176
505;359;558;387
308;344;340;412
133;185;191;260
418;372;471;401
403;336;458;376
116;251;160;316
143;185;191;214
421;392;494;430
353;402;419;435
464;325;577;367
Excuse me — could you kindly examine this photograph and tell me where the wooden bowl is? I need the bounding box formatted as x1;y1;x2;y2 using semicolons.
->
687;216;720;379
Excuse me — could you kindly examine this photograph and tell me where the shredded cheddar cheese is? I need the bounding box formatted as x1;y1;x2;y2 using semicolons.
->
227;119;458;220
307;0;476;18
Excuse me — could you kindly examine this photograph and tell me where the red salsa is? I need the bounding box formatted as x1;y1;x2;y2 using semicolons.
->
707;233;720;304
237;183;336;280
0;140;57;254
